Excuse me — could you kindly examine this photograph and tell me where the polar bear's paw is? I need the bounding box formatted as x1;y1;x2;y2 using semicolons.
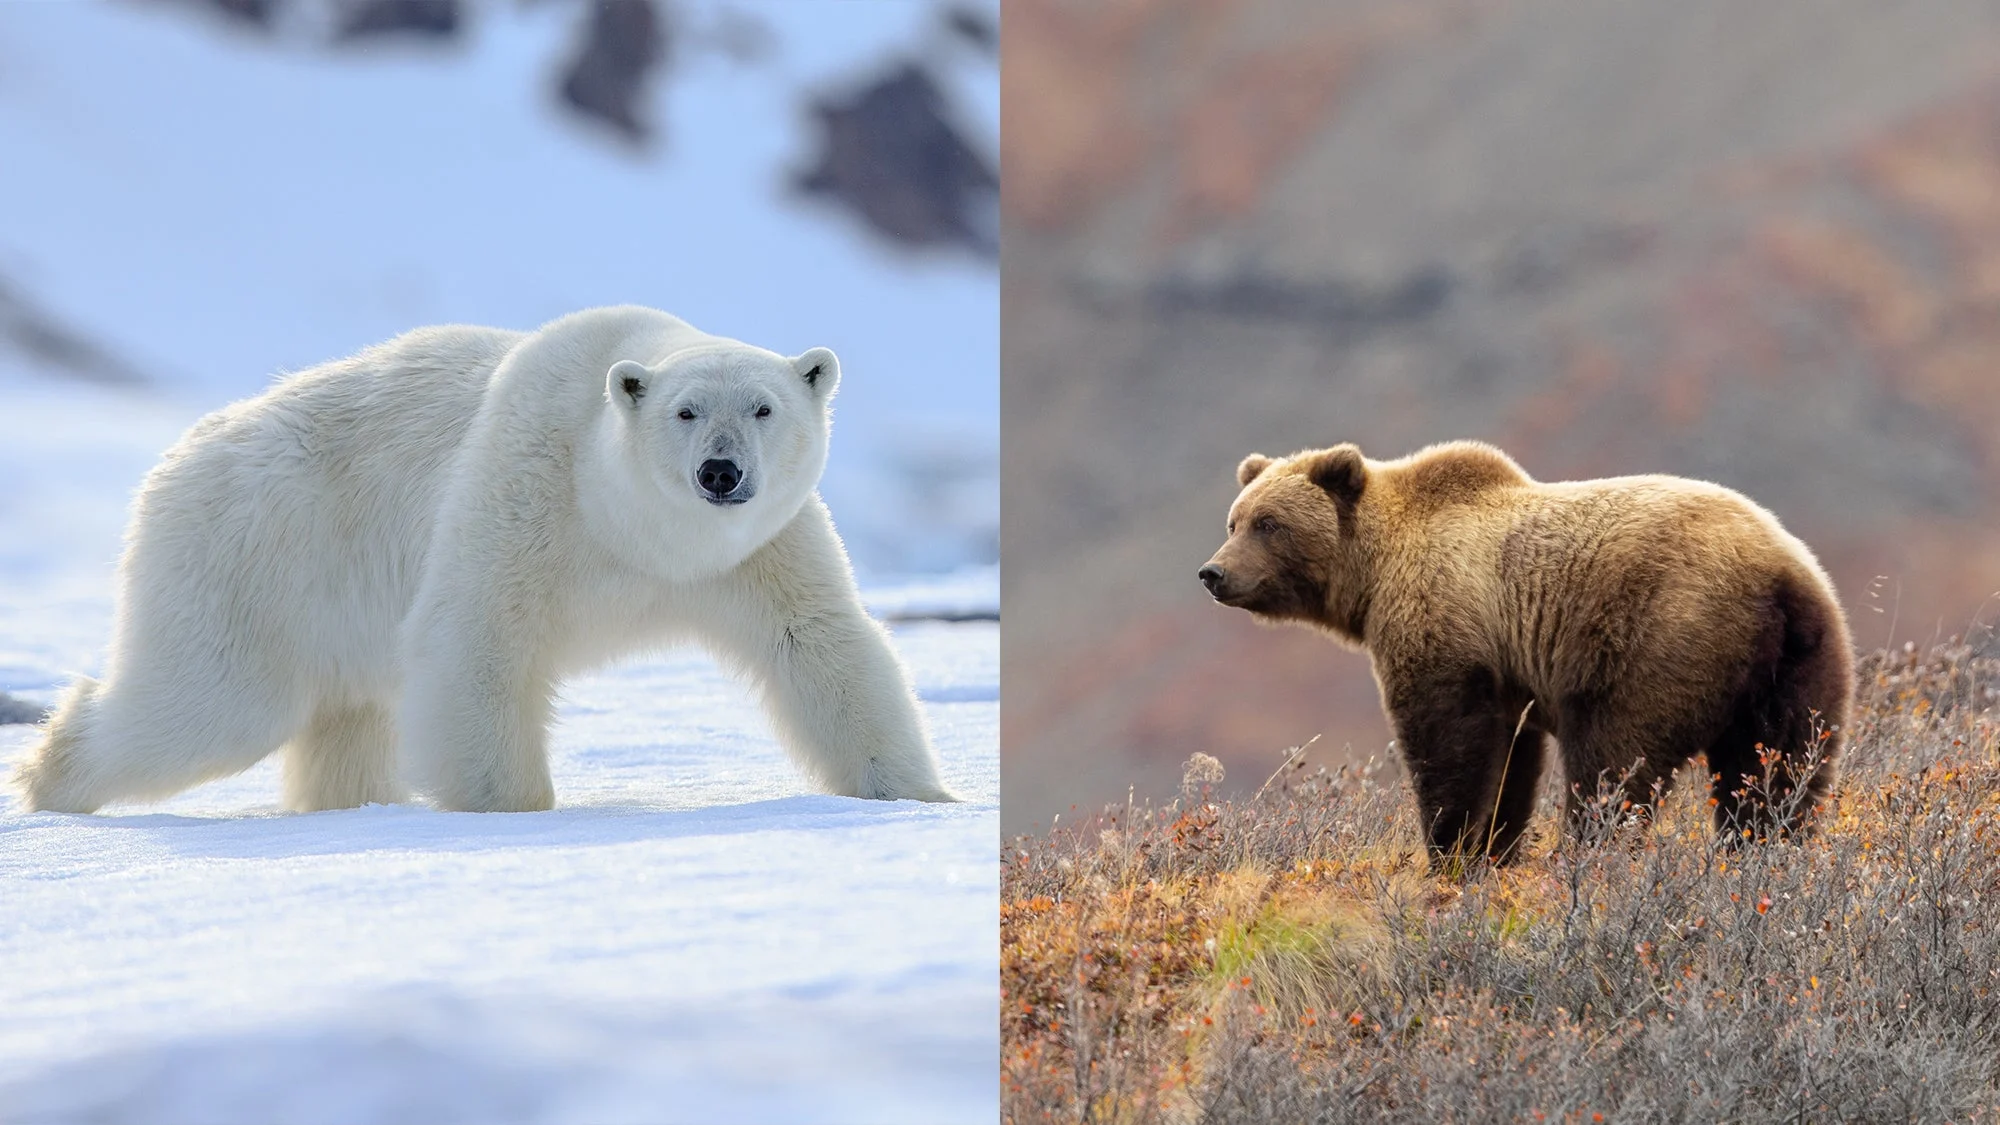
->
856;756;960;803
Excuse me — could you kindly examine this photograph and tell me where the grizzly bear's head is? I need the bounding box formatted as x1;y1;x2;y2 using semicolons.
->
1199;444;1370;641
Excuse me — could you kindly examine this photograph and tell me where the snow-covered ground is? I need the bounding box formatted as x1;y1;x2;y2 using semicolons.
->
0;3;998;1121
0;383;998;1124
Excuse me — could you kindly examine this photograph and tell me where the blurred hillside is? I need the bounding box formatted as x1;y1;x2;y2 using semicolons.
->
1002;0;2000;833
0;0;997;579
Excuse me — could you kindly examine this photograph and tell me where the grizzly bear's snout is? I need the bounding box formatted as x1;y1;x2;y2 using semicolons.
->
1196;551;1262;609
1199;544;1312;616
1196;563;1226;598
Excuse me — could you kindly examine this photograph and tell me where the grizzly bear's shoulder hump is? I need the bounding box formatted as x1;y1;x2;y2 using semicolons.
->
1388;441;1533;505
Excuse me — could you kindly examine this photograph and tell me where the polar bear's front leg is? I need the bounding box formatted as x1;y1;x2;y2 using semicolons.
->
398;593;558;814
695;500;956;803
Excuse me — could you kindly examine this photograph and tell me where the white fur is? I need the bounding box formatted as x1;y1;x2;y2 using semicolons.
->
15;306;954;814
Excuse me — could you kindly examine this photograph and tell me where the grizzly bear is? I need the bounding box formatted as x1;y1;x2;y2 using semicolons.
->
1199;441;1853;863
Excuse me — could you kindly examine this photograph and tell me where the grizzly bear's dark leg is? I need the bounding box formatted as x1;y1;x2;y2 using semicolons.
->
1382;665;1525;868
1706;579;1849;840
1559;756;1677;839
1554;693;1682;840
1708;707;1835;840
1485;727;1547;863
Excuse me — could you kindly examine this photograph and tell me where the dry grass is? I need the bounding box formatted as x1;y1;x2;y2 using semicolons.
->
1002;639;2000;1124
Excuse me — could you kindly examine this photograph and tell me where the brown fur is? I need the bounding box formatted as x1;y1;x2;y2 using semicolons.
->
1200;440;1854;866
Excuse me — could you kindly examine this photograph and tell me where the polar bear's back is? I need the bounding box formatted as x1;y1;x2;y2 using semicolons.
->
113;325;527;698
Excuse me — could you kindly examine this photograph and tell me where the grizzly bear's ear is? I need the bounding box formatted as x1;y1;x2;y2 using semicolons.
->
1304;445;1366;507
1236;453;1275;487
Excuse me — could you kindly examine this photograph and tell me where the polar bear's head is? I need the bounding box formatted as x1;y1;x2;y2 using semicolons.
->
597;341;838;565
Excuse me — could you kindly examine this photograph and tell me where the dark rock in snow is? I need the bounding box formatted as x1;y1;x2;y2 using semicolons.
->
794;63;998;258
192;0;280;31
0;692;46;727
335;0;461;43
557;0;669;144
0;278;147;387
942;4;998;55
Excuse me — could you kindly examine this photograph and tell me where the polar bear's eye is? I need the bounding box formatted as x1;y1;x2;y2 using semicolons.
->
677;408;696;421
755;405;772;419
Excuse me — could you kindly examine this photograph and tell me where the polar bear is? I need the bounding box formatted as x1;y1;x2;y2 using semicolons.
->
16;306;956;813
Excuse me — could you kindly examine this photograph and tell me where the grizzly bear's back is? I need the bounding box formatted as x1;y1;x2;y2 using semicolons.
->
1459;476;1844;717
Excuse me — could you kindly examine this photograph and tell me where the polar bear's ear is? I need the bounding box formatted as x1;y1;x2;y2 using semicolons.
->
792;347;840;401
1236;453;1275;487
607;360;651;407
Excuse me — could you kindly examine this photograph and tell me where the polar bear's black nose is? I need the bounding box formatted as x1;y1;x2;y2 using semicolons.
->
1198;564;1225;594
698;458;742;497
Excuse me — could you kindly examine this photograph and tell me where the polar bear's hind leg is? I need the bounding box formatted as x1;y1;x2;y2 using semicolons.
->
15;672;303;813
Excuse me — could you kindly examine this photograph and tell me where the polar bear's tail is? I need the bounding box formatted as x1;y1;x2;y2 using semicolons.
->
13;676;105;813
